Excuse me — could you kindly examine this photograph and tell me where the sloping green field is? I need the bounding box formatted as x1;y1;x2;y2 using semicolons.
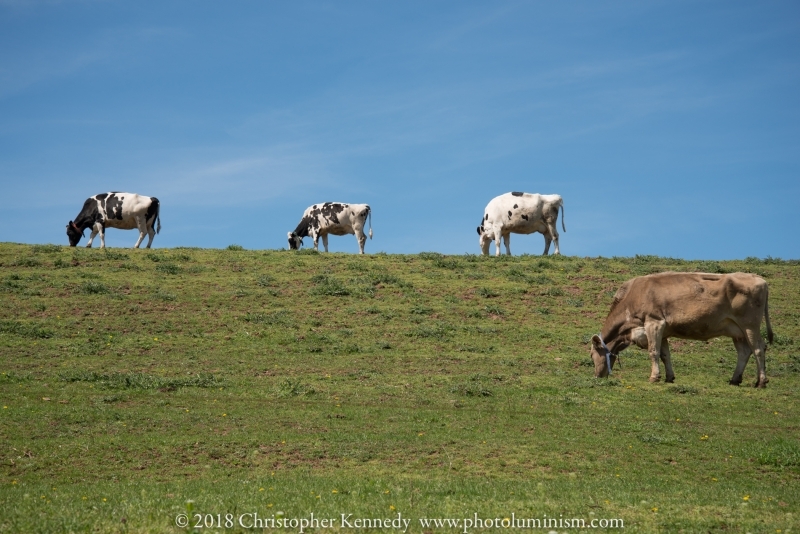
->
0;243;798;533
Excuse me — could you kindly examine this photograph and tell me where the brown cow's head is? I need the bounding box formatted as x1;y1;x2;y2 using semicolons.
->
590;334;616;378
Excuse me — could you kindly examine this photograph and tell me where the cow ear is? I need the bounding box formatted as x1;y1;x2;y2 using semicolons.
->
591;335;603;351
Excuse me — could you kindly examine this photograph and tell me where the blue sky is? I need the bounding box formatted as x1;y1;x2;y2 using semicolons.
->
1;1;798;258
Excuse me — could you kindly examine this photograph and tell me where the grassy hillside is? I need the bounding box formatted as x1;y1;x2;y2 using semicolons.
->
0;243;798;533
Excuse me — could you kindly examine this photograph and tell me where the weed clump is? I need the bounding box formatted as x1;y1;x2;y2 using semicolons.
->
59;371;222;390
668;384;699;395
476;287;499;298
80;281;109;295
31;244;62;254
102;250;129;261
155;263;181;275
256;274;276;287
226;244;244;251
276;379;315;397
12;257;41;267
407;322;454;341
752;439;800;467
242;311;290;325
0;320;54;338
310;275;350;296
450;375;494;397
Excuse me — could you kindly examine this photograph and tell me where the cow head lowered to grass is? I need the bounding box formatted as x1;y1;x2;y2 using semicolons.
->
590;272;773;387
288;202;373;254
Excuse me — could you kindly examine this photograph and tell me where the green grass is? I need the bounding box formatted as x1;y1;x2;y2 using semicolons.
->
0;243;798;532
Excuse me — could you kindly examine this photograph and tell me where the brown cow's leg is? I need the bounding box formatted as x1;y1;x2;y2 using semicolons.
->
729;338;751;386
645;320;665;382
745;330;768;388
660;338;675;383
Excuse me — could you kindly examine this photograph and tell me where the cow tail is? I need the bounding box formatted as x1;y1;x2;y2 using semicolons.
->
155;200;161;235
765;291;774;344
368;207;373;239
560;201;566;233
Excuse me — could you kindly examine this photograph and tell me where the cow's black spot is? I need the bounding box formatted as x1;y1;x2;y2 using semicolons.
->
146;198;160;229
513;204;518;209
96;193;108;201
477;225;483;235
106;193;124;220
511;191;524;197
292;216;315;238
522;214;528;221
484;214;488;220
507;210;512;219
321;202;345;224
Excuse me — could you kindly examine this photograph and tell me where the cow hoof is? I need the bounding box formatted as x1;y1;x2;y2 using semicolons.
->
649;377;661;383
665;377;675;383
728;380;741;386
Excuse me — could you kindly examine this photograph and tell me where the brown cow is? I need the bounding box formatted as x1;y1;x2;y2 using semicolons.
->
589;272;773;387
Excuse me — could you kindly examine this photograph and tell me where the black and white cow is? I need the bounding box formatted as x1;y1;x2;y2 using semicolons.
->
477;192;565;256
66;192;161;248
288;202;373;254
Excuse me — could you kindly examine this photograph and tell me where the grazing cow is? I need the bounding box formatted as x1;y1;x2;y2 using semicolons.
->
287;202;373;254
66;192;161;249
590;272;773;388
477;192;565;256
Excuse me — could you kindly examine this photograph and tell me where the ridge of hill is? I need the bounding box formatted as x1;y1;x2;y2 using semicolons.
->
1;243;798;532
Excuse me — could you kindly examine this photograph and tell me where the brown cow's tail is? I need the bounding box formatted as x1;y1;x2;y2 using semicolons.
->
765;291;774;344
560;200;566;233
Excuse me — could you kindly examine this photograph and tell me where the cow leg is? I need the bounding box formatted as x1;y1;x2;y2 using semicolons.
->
480;235;490;256
729;338;751;386
503;234;511;256
355;230;367;254
494;230;503;257
133;216;147;249
547;222;560;255
745;329;768;388
542;233;552;255
645;320;666;382
145;224;156;248
660;338;675;383
311;231;320;251
321;234;329;253
86;222;102;248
